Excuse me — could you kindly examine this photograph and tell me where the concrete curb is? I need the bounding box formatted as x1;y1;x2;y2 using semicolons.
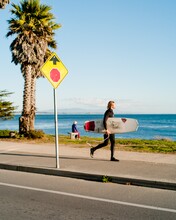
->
0;163;176;191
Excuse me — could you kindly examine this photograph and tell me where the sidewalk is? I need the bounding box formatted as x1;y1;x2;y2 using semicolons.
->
0;141;176;190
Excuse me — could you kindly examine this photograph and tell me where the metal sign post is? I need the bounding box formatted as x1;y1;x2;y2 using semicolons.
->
54;88;59;168
40;52;68;169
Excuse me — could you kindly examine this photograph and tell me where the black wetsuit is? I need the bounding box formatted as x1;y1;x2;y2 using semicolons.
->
93;108;115;159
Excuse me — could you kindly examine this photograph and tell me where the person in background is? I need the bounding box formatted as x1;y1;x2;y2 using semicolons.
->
90;101;119;161
72;121;80;139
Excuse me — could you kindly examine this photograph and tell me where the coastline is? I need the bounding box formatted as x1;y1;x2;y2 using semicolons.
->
1;114;176;141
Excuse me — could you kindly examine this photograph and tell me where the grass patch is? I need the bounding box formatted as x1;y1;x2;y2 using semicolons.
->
116;139;176;153
0;130;175;154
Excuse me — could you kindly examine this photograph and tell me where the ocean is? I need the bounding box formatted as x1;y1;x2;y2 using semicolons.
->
0;114;176;141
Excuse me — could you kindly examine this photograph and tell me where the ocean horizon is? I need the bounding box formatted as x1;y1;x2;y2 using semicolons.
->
0;114;176;141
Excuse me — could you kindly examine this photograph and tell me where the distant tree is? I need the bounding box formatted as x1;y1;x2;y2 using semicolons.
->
6;0;61;134
0;0;10;9
0;90;16;120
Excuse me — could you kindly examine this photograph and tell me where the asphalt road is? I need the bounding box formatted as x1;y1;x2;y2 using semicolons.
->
0;170;176;220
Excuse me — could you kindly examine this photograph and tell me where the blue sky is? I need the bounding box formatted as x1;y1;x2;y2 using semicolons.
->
1;0;176;114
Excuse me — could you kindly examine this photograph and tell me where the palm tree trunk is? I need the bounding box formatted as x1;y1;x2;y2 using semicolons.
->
29;75;36;131
19;65;32;134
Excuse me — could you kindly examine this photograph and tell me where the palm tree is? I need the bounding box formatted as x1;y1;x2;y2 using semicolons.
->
0;0;10;9
6;0;61;134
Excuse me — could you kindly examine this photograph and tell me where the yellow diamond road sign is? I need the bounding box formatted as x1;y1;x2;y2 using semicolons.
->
40;52;68;89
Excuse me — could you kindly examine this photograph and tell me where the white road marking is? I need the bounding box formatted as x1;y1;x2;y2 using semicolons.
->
0;182;176;213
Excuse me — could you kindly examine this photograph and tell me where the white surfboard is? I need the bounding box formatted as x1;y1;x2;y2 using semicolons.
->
84;118;139;134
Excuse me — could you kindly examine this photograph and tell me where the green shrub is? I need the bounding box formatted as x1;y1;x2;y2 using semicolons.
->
0;129;11;137
26;130;45;139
